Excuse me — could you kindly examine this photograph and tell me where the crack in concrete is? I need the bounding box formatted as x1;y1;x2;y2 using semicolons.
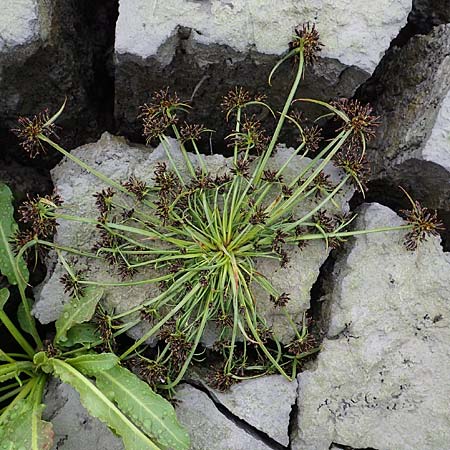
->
185;379;293;450
330;444;379;450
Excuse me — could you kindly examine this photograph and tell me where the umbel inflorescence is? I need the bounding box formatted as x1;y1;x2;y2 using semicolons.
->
12;24;443;393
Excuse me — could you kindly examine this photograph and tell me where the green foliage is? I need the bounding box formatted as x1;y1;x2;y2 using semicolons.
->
0;184;29;286
0;188;189;448
55;286;104;343
94;365;190;450
0;397;53;450
49;359;180;450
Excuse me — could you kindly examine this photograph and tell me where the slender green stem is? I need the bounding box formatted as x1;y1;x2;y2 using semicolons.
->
253;52;305;184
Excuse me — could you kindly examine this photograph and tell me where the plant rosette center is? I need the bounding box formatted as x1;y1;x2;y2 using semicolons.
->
38;136;353;347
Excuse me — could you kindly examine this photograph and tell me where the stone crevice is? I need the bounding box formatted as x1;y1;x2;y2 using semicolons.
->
185;379;291;450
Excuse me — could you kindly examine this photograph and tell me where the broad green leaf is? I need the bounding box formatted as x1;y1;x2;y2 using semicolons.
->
65;353;119;376
0;398;53;450
17;299;37;336
95;365;190;450
0;183;29;285
0;287;9;309
58;323;100;348
49;359;163;450
55;286;103;343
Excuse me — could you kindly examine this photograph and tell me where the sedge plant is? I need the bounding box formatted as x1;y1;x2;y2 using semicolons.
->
8;24;443;397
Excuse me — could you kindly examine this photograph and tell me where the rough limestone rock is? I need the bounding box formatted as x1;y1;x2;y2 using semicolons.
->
292;203;450;450
359;25;450;237
208;375;298;447
175;383;273;450
0;0;41;51
33;132;352;343
0;0;116;168
410;0;450;30
114;0;410;144
43;379;123;450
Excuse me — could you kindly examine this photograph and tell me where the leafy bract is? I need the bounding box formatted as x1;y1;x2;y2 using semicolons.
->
49;359;164;450
55;286;103;343
65;353;119;376
0;183;29;285
0;398;54;450
94;365;190;450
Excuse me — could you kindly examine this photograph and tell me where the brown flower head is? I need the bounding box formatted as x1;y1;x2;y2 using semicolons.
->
334;145;370;193
250;206;269;225
12;109;59;158
60;270;85;298
400;200;444;251
18;193;62;238
332;98;380;143
221;87;252;113
231;157;251;178
93;188;115;215
289;23;323;64
303;125;323;152
269;292;290;308
139;88;183;120
312;171;334;198
122;175;148;200
179;122;207;143
227;115;269;155
208;369;237;392
136;359;168;389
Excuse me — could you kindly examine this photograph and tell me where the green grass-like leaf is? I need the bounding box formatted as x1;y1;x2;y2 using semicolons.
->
0;183;29;285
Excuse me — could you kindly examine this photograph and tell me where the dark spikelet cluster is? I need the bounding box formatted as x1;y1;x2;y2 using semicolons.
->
60;270;85;297
167;331;193;370
262;170;283;183
228;115;269;155
221;88;266;116
312;172;334;198
11;110;59;158
93;188;115;217
153;162;182;224
401;201;444;250
286;333;317;357
122;176;148;200
133;358;168;389
18;193;62;239
140;88;182;118
334;146;370;193
311;211;343;249
289;23;323;64
231;157;250;178
179;122;207;143
118;260;138;280
139;88;183;144
208;369;237;392
332;98;380;143
94;306;116;351
250;206;269;225
269;292;290;308
303;125;323;152
215;312;233;329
